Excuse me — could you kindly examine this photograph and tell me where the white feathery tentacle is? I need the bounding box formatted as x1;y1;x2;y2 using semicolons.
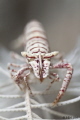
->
25;78;33;120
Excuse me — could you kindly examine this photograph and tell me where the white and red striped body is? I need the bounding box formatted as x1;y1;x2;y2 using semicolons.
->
24;21;49;55
22;21;54;81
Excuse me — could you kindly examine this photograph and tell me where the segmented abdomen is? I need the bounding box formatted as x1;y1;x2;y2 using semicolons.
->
24;20;49;54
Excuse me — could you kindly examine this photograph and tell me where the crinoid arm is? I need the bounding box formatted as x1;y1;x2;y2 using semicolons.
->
10;51;26;62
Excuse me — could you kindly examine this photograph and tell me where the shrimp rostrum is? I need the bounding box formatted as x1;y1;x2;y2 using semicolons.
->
8;20;73;105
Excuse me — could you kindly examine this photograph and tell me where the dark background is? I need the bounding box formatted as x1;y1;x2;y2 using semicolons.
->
0;0;80;53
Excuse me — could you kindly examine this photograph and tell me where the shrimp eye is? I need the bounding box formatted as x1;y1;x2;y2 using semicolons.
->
42;60;44;63
36;60;39;63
